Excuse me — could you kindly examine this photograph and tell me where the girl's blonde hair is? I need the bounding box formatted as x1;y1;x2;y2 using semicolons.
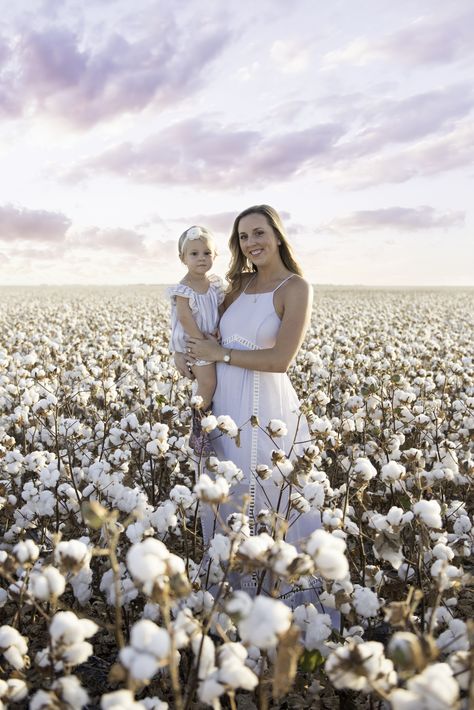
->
226;205;303;294
178;226;216;260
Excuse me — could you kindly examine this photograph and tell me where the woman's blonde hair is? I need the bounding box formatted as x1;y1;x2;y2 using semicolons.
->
226;205;302;293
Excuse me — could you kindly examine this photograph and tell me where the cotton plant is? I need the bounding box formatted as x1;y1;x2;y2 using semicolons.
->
1;287;473;706
35;611;98;671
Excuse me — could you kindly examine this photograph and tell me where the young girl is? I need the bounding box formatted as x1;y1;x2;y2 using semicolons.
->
169;226;225;454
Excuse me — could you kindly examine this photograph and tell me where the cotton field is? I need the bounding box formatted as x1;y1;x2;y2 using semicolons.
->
0;286;473;709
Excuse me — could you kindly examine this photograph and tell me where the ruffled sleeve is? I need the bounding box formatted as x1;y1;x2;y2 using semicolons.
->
208;274;226;306
167;283;199;317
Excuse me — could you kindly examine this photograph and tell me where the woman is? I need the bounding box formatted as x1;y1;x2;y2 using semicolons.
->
183;205;321;599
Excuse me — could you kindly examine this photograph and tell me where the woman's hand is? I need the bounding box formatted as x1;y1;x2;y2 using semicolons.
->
186;334;223;362
174;352;195;379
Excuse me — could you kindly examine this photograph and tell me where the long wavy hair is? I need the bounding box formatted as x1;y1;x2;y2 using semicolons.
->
226;205;303;294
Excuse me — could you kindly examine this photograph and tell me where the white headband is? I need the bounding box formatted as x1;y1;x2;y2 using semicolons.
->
180;226;214;255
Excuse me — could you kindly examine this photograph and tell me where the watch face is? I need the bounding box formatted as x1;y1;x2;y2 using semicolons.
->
224;354;230;362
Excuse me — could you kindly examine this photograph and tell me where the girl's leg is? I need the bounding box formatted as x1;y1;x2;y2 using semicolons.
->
191;363;216;412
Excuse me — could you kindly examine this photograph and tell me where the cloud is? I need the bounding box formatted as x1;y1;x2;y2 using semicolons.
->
0;204;71;242
270;40;309;74
323;10;474;67
0;17;231;128
334;118;474;188
349;84;474;155
65;117;344;187
320;206;465;234
75;227;147;253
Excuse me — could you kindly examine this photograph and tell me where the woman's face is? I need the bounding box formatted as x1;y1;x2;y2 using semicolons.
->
237;213;281;267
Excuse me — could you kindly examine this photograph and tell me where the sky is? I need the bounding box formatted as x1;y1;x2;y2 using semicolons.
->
0;0;473;286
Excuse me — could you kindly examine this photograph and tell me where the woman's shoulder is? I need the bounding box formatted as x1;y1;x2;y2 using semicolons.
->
283;273;312;293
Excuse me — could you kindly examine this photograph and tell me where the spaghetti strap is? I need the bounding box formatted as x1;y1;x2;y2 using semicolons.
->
242;274;257;294
273;274;295;293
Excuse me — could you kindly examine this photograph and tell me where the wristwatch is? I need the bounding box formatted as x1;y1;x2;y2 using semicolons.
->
223;349;232;364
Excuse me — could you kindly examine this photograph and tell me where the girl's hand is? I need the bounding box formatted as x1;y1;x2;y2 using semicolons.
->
186;334;222;362
174;352;195;379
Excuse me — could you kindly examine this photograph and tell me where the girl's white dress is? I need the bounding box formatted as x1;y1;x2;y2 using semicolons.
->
168;274;225;361
203;276;324;604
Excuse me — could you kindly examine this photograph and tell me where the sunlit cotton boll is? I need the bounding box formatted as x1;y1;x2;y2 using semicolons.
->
29;565;66;601
101;689;146;709
216;415;239;438
306;529;349;580
201;415;218;432
12;539;39;564
0;626;28;670
352;585;381;618
194;474;229;503
54;539;90;574
381;460;406;483
228;594;291;650
218;642;259;691
49;611;98;666
293;604;332;653
413;499;442;529
119;620;171;681
267;419;288;437
326;640;397;693
351;458;377;485
0;678;28;704
388;662;459;709
126;538;185;595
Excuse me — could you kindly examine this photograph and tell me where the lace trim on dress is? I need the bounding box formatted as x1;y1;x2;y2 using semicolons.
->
207;274;226;306
167;283;200;318
221;335;258;350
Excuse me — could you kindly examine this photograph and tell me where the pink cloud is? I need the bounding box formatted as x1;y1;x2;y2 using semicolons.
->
0;19;231;127
324;9;474;67
320;206;465;233
65;118;343;187
75;227;146;253
0;204;71;242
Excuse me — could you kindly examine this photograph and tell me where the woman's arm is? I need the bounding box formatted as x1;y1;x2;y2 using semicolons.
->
175;296;204;338
187;277;313;373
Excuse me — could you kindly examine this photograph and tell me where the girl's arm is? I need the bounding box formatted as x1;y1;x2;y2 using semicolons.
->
187;277;312;373
175;296;204;339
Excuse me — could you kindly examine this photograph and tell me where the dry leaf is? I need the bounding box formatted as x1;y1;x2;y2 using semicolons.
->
272;625;303;701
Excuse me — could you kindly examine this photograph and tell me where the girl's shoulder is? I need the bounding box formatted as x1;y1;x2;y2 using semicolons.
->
207;273;226;305
167;281;197;299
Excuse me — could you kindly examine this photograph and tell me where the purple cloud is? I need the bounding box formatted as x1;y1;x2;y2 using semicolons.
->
0;204;71;242
1;18;231;127
325;9;474;67
75;227;146;253
65;117;344;187
320;206;465;233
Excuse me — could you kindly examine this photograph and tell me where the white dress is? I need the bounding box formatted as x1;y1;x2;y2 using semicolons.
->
168;274;225;363
203;276;324;603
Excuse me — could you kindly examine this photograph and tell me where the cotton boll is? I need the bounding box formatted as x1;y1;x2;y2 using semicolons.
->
54;539;90;574
12;539;39;564
194;474;229;503
218;643;259;690
389;663;459;709
29;565;66;601
326;640;397;693
267;419;288;437
53;675;90;709
306;529;349;580
101;689;146;709
293;604;332;653
0;626;28;670
352;586;381;618
233;596;292;650
413;500;442;529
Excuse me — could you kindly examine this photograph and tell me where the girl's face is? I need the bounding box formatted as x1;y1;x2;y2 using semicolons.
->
181;238;214;276
237;213;281;267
